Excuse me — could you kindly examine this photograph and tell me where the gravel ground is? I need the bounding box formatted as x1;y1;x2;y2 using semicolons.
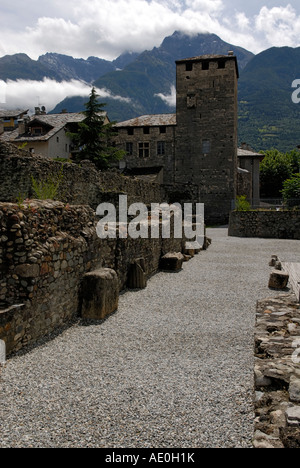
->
0;228;299;448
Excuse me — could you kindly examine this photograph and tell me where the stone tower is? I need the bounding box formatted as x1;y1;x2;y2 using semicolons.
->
175;53;239;224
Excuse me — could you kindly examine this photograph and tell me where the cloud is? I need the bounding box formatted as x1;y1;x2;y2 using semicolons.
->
0;78;131;112
0;0;240;59
155;85;176;107
255;5;300;49
1;1;300;62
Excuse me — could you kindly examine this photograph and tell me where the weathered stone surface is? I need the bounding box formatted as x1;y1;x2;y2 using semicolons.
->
127;258;147;289
14;263;40;278
289;375;300;403
229;210;300;240
254;293;300;448
286;406;300;426
0;339;6;364
268;270;289;290
280;427;300;448
81;268;119;320
160;252;184;271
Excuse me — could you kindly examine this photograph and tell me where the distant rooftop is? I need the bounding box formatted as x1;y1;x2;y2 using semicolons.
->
237;147;262;158
0;109;29;119
115;114;176;127
1;112;107;143
176;54;234;62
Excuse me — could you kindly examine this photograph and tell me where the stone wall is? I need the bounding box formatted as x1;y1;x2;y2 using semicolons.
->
229;211;300;239
0;141;163;209
236;168;252;201
0;199;185;356
254;293;300;448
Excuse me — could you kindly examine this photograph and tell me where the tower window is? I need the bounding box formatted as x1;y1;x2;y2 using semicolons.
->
202;61;209;71
186;62;193;72
143;126;150;135
202;139;211;154
218;59;226;69
160;126;166;134
127;128;134;135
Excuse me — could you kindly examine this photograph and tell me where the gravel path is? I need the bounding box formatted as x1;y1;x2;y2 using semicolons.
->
0;228;299;448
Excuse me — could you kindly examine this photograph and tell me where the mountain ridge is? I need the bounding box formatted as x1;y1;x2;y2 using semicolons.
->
0;50;140;83
50;31;254;120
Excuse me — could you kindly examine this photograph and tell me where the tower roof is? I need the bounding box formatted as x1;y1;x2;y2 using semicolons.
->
176;54;239;78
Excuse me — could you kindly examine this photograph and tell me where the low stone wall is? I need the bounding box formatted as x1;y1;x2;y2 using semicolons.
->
0;200;185;356
254;293;300;448
229;211;300;239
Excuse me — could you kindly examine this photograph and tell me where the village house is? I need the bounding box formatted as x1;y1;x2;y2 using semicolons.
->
0;108;109;159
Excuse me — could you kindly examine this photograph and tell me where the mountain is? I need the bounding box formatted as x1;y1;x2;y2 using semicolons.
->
51;31;254;120
0;53;60;81
0;51;139;83
238;46;300;151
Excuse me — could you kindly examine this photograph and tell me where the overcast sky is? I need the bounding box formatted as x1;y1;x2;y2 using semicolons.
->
0;0;300;60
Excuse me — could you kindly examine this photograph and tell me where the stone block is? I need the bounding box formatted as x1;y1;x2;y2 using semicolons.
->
268;270;289;290
127;258;147;289
289;375;300;403
286;405;300;426
160;252;184;271
15;263;40;278
0;339;6;364
81;268;119;320
269;255;279;267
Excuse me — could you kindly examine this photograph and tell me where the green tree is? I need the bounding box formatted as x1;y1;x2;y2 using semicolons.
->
281;174;300;208
287;149;300;174
68;87;125;170
260;149;294;198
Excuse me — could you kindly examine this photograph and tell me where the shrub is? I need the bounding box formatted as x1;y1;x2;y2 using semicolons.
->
235;195;251;211
31;167;64;200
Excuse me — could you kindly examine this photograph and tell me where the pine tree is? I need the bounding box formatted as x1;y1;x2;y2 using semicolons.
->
69;87;124;170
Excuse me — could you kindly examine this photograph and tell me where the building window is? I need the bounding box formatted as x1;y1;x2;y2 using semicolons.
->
157;141;165;156
143;126;150;135
139;142;150;158
127;128;134;136
126;142;133;156
31;127;43;135
218;59;226;69
57;137;60;143
202;139;211;154
186;62;193;72
202;61;209;71
160;126;166;134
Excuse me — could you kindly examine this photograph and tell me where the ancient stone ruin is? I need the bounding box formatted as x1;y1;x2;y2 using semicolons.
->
0;142;209;356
